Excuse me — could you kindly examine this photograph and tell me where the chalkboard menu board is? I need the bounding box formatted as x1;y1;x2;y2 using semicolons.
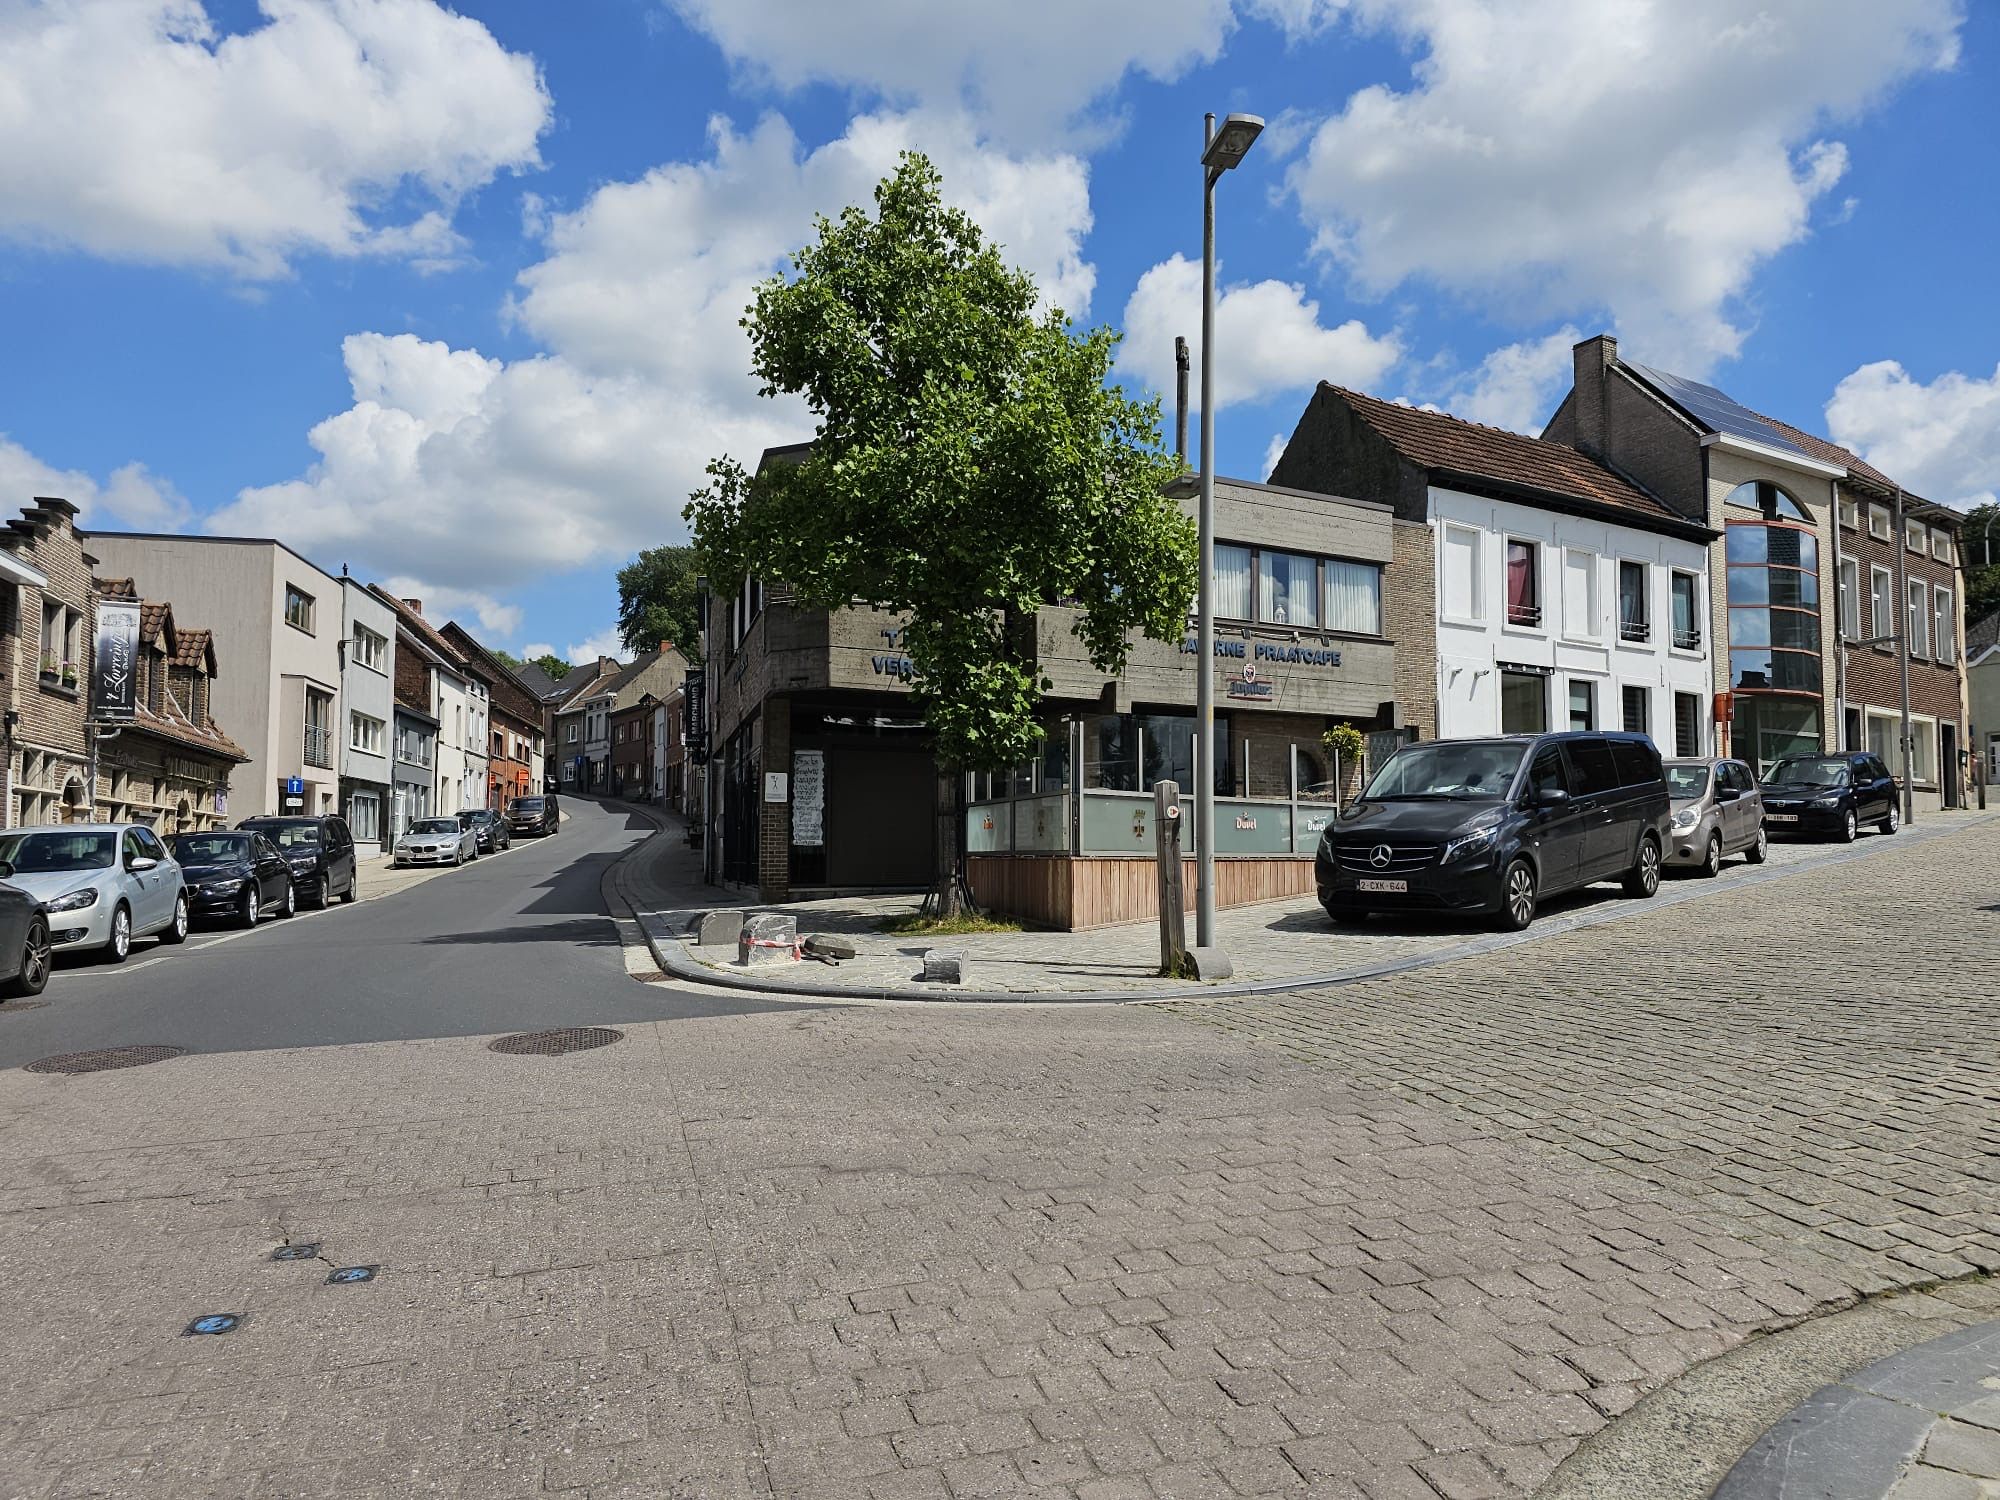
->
792;750;825;847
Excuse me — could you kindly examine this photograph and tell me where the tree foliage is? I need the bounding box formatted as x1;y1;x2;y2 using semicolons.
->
686;153;1194;772
1963;502;2000;628
616;545;704;662
531;653;572;682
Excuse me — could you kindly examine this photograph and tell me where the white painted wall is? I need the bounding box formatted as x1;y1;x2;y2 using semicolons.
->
1429;485;1714;751
432;666;474;816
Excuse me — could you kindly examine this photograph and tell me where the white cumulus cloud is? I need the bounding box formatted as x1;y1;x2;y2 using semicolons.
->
1431;327;1584;436
1825;360;2000;510
0;436;192;531
566;627;626;664
380;575;522;640
209;109;1100;601
1121;253;1400;414
0;0;550;276
1287;0;1962;373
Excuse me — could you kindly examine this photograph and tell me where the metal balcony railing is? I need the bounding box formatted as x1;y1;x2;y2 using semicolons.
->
304;725;334;768
1506;601;1542;627
1672;626;1703;650
1619;618;1650;643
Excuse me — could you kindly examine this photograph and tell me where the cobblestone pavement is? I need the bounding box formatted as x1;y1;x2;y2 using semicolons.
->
656;812;1992;996
0;819;1992;1499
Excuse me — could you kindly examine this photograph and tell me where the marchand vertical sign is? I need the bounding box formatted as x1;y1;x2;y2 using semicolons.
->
92;600;140;722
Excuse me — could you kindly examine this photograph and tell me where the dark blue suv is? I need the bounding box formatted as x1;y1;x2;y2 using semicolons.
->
1316;731;1671;932
1759;751;1899;841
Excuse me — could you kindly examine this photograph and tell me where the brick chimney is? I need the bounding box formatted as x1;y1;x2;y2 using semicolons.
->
1570;333;1617;460
658;639;671;655
402;597;423;615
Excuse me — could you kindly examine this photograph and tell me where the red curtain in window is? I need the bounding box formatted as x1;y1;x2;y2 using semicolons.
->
1506;543;1535;617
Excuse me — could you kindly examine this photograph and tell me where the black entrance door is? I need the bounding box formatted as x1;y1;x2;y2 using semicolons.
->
823;746;936;887
1941;723;1958;808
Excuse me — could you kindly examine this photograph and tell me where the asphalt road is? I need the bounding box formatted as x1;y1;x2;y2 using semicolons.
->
0;796;778;1068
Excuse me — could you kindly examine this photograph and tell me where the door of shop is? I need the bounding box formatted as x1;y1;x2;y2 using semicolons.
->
823;745;936;887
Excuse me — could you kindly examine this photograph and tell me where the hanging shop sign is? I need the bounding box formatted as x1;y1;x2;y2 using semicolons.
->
683;670;707;764
791;750;825;847
1225;663;1274;702
92;600;141;722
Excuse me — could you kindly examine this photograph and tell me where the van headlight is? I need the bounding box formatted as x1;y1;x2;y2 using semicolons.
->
1812;795;1842;808
1441;825;1498;864
46;888;100;913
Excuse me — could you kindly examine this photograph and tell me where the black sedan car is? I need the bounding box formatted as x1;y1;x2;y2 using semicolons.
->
0;875;50;1000
171;831;296;926
459;808;510;853
1760;752;1900;842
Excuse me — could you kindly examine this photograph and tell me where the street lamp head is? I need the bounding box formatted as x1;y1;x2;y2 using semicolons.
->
1201;113;1264;172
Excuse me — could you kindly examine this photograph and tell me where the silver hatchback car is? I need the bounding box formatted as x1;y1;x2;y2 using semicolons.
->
1663;758;1768;875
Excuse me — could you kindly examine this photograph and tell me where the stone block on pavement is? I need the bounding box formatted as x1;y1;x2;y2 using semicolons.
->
738;913;797;966
803;934;857;961
694;909;745;948
921;949;964;984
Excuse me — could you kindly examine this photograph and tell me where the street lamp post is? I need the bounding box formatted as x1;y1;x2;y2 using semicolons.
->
1194;111;1263;962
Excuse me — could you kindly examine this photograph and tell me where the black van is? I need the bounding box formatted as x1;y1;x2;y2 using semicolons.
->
236;815;358;908
1316;732;1671;931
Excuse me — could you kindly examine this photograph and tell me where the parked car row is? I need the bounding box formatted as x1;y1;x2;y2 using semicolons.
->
387;795;559;867
1316;734;1898;931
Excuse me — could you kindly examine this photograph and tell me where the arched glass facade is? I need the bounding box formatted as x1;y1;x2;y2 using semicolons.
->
1723;483;1822;769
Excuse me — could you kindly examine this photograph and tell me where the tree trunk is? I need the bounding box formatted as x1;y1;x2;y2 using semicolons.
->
925;765;975;918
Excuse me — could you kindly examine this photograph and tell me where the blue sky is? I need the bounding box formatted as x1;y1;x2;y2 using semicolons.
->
1;0;1994;661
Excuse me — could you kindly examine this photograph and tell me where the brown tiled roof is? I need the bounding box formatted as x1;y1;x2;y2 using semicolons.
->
94;576;138;600
123;703;248;763
368;585;469;670
1327;385;1688;526
1751;413;1900;493
138;601;171;646
170;627;214;671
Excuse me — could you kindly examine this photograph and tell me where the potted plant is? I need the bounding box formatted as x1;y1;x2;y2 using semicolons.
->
39;654;58;682
60;660;78;689
1321;722;1366;807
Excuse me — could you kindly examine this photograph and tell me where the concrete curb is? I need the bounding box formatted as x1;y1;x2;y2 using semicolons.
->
1537;1278;2000;1500
616;808;2000;1006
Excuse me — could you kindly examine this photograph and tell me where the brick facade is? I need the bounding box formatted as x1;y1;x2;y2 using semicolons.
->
1386;519;1437;741
2;499;95;826
609;698;653;798
758;697;790;901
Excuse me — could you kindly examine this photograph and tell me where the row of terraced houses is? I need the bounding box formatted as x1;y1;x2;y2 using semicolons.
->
0;514;545;857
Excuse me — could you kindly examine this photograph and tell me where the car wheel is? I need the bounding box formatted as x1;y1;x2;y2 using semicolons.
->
1745;824;1768;864
1879;805;1900;835
159;894;189;945
3;918;51;998
1837;810;1858;844
339;872;357;904
1496;859;1538;931
314;873;331;907
1700;832;1722;878
240;886;260;927
103;903;132;964
280;881;297;918
1623;836;1661;898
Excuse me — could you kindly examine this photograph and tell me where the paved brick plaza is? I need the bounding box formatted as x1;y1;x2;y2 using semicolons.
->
0;819;1994;1498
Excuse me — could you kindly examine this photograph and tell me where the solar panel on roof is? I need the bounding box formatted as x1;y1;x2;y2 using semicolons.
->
1624;360;1814;461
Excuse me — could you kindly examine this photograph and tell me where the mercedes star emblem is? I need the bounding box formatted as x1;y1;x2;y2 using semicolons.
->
1369;844;1393;868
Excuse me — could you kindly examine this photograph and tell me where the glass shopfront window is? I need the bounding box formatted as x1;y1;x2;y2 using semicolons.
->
1083;715;1138;791
1725;519;1822;716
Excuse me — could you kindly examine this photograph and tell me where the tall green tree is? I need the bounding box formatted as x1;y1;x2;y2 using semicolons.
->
530;653;572;682
616;545;704;662
1963;502;2000;627
687;152;1195;912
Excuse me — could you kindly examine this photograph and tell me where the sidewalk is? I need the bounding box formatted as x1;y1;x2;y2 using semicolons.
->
621;807;2000;1000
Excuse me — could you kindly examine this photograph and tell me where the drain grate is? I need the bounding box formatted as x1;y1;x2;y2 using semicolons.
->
27;1045;185;1074
488;1027;623;1056
270;1243;321;1262
629;969;668;983
0;1000;50;1012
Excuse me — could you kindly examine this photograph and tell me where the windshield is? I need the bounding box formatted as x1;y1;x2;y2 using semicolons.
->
173;834;248;863
457;812;479;827
1363;742;1526;801
247;822;321;847
409;819;458;835
1766;757;1850;787
0;831;118;873
1665;765;1711;799
513;799;545;813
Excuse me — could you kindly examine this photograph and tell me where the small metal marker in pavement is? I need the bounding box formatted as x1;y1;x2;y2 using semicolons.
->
270;1243;320;1262
325;1266;378;1285
183;1314;242;1336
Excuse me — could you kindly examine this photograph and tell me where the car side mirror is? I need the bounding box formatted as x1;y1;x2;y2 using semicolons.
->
128;856;159;872
1717;787;1738;803
1533;788;1570;808
0;861;13;880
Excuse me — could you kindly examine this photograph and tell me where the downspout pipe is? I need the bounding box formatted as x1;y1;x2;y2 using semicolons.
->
1893;486;1916;826
1829;477;1846;750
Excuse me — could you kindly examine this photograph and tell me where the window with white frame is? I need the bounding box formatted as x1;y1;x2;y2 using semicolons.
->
1617;559;1649;642
567;722;579;744
1562;549;1599;640
1931;529;1954;564
1670;570;1701;649
1906;518;1927;553
349;711;385;755
1441;525;1481;621
1837;557;1860;641
1934;588;1955;664
38;598;81;681
284;585;315;633
1505;539;1541;627
1837;496;1858;530
1867;505;1891;541
1869;565;1894;641
1910;718;1937;785
1907;578;1930;657
352;623;387;672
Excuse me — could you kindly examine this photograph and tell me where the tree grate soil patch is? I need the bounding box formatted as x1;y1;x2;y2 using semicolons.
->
26;1045;186;1074
487;1027;624;1057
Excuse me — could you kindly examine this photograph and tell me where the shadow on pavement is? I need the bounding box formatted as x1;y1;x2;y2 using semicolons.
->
417;916;620;948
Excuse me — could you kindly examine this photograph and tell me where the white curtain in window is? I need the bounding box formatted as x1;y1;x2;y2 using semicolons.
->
1935;590;1955;662
1258;551;1318;626
1907;580;1930;656
1325;561;1381;634
1214;544;1252;620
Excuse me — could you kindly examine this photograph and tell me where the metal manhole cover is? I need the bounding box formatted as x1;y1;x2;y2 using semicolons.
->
487;1027;624;1056
629;969;668;983
26;1045;186;1074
